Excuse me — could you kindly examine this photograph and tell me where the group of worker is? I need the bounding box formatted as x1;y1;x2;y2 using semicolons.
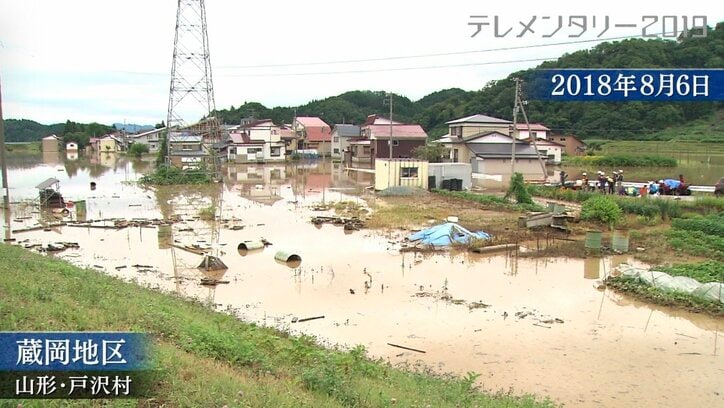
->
574;170;624;194
562;171;690;196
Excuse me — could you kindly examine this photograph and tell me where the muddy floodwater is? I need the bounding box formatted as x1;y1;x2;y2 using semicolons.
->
2;151;723;407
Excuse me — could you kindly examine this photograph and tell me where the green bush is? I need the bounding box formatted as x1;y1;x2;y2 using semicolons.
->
528;186;687;220
411;144;449;162
128;143;149;157
139;164;212;185
581;196;623;229
505;172;533;205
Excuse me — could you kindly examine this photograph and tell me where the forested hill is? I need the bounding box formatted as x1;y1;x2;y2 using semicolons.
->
4;120;115;147
214;22;723;140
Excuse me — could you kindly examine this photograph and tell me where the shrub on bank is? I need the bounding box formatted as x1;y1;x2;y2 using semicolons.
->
581;196;623;229
139;164;212;185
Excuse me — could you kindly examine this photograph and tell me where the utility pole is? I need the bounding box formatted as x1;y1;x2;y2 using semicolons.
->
293;108;298;150
510;78;520;179
0;76;11;241
387;92;393;160
516;82;548;180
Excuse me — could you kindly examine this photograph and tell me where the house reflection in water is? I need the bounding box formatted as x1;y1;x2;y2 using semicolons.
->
42;150;61;165
227;164;288;206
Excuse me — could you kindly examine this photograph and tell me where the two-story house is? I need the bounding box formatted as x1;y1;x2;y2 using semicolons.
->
227;119;286;163
330;124;361;159
294;117;332;155
128;127;165;153
436;113;546;180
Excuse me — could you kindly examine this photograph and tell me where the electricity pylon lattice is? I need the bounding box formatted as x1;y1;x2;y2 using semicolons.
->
166;0;220;145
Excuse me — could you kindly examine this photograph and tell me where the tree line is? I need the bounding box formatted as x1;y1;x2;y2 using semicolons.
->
5;23;722;144
213;23;723;140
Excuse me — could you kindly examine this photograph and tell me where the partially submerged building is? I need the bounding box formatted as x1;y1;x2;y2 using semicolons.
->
128;127;165;153
42;135;61;152
168;133;208;168
227;119;286;163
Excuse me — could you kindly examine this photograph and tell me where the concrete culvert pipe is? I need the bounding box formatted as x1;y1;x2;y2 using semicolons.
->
238;241;264;251
274;250;301;263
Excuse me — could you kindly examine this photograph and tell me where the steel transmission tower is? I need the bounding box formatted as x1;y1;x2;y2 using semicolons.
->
166;0;219;156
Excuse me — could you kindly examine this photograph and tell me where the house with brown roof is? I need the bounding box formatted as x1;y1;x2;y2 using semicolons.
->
227;119;286;163
348;116;427;165
293;116;332;156
550;134;586;156
515;123;550;140
366;123;427;160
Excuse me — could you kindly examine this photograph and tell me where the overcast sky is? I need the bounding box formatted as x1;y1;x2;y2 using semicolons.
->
1;0;721;125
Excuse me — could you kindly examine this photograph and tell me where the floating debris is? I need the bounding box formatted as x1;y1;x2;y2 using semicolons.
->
294;315;325;323
387;343;426;354
197;255;228;271
311;216;365;231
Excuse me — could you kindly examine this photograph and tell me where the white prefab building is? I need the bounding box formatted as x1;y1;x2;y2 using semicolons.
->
374;158;429;191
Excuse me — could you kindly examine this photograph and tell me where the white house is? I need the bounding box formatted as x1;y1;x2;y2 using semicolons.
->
330;124;361;158
128;127;165;153
525;138;563;164
515;123;550;140
227;119;286;163
65;142;78;151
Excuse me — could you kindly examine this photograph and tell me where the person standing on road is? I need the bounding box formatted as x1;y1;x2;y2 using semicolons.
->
616;170;624;192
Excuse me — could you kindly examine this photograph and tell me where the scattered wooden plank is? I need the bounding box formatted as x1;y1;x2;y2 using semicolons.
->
295;315;325;323
387;343;426;354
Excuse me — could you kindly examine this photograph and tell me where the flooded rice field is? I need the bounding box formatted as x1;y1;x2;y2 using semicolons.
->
2;151;723;407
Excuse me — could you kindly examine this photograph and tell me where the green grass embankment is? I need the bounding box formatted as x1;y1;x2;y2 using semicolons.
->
0;244;552;407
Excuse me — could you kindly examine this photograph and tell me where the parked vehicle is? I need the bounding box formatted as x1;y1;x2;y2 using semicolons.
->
716;177;724;197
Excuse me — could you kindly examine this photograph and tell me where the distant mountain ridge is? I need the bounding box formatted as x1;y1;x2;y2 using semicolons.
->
113;123;154;133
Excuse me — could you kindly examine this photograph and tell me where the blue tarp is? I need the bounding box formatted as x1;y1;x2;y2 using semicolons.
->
407;223;491;247
663;179;681;189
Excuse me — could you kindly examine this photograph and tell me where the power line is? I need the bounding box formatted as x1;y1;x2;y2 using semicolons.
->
216;32;670;69
116;31;676;78
220;57;557;78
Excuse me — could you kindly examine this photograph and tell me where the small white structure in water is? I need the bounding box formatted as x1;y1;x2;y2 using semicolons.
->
374;158;429;191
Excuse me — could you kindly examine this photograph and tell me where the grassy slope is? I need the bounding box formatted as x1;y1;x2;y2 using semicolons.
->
0;244;551;408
